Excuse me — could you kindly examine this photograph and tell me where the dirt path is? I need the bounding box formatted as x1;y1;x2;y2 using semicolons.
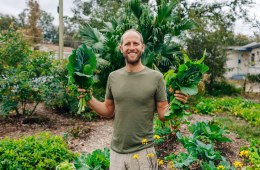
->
0;104;249;163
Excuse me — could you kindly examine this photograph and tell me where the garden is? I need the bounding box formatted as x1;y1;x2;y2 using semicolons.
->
0;0;260;170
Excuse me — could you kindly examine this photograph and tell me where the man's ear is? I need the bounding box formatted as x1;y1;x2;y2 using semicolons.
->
119;44;123;53
142;44;145;52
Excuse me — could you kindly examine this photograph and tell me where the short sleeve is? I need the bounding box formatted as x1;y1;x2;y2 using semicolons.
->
155;75;167;102
105;75;114;100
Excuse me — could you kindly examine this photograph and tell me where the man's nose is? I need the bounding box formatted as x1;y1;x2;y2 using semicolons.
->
129;43;135;50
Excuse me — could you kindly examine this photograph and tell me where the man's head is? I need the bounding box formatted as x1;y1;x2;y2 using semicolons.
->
119;29;145;65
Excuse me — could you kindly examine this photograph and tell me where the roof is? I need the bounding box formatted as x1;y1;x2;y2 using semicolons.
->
226;42;260;52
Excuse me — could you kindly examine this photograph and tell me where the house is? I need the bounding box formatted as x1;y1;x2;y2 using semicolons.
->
38;44;74;59
225;42;260;79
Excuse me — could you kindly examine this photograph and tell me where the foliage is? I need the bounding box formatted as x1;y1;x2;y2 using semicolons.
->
79;0;196;86
181;0;255;92
56;161;75;170
193;97;260;126
74;148;110;170
188;121;232;144
171;121;232;169
0;132;77;170
39;10;57;43
247;74;260;83
0;14;19;30
247;140;260;169
195;98;215;114
0;28;30;74
205;81;241;96
163;52;208;130
67;44;97;114
0;50;53;116
26;0;42;44
41;59;97;120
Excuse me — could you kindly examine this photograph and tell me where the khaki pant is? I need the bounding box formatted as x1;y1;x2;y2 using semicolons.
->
110;146;158;170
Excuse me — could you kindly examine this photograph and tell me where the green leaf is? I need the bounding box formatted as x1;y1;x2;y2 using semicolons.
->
180;85;198;95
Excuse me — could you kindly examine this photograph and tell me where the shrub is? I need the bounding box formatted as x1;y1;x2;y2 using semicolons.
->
0;28;30;74
205;81;241;96
247;74;260;83
0;51;53;116
0;132;77;170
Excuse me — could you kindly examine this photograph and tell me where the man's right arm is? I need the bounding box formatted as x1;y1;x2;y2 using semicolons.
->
88;97;115;118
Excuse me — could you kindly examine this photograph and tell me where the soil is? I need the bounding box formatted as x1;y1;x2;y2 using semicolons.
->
0;104;250;166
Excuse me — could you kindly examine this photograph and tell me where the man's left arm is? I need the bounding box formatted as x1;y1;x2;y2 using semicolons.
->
157;90;188;121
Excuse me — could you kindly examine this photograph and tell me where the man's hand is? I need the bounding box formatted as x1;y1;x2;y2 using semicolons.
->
77;88;92;99
174;90;188;103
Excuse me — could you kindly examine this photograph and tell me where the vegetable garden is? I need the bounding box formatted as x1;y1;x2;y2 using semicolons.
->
0;0;259;170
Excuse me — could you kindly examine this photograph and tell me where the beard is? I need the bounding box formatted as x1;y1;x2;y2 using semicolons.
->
124;53;142;65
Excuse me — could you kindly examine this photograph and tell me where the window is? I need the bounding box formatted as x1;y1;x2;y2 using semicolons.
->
251;53;255;66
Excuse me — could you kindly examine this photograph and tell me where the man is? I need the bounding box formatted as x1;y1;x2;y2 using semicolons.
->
79;29;188;169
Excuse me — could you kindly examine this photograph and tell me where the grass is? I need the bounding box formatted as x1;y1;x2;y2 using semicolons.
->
214;114;260;141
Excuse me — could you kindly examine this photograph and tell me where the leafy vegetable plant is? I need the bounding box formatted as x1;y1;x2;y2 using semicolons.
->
67;44;97;114
164;52;209;129
74;148;110;170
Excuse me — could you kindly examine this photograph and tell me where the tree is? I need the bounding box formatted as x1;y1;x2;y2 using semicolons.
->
0;14;19;31
39;10;57;43
79;0;196;86
179;0;256;93
26;0;42;44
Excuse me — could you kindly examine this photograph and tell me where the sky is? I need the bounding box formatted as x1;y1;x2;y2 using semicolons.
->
0;0;259;36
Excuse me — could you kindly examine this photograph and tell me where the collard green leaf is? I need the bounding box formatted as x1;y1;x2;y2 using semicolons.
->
180;85;198;95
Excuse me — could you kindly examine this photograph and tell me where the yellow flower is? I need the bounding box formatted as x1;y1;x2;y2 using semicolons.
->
141;138;148;145
239;150;249;157
217;165;225;170
146;153;155;158
132;154;139;159
157;159;164;165
168;161;174;170
154;135;161;140
233;161;243;168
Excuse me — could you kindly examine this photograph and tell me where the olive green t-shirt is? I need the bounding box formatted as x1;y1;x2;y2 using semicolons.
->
105;67;167;153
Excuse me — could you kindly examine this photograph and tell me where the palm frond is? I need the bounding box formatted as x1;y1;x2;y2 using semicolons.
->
156;0;178;25
80;23;105;48
128;0;143;19
172;18;197;36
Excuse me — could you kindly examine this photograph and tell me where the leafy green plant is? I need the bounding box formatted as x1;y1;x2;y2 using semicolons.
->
163;52;209;130
56;161;75;170
195;98;216;114
0;132;77;170
74;148;110;170
188;121;232;143
194;97;260;126
67;44;97;114
246;140;260;169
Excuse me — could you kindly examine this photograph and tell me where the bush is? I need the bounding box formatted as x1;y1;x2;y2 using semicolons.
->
247;74;260;83
0;28;30;74
0;51;53;116
205;81;241;96
0;132;77;170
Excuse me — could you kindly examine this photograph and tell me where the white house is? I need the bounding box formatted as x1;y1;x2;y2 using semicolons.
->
225;42;260;79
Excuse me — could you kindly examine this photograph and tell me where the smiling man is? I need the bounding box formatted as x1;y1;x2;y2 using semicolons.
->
78;29;188;170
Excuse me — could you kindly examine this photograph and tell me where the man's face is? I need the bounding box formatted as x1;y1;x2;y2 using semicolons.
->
119;31;145;65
